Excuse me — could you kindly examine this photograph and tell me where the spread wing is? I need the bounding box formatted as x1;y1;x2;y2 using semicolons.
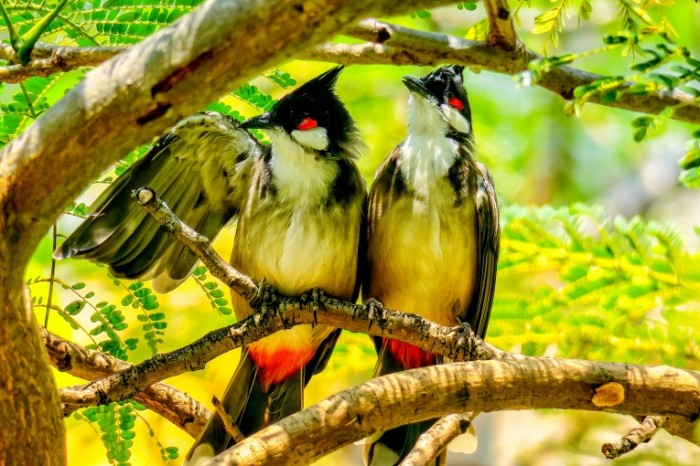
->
54;112;260;292
464;162;500;339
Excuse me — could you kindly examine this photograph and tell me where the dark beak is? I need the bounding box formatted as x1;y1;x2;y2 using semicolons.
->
239;113;275;130
402;75;431;99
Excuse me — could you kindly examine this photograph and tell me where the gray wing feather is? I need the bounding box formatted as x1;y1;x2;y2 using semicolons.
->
465;162;500;339
55;112;259;293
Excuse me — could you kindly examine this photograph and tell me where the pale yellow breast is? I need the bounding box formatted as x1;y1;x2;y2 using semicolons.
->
231;195;362;352
367;180;477;326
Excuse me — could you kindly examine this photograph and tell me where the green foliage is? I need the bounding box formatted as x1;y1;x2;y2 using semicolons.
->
491;204;700;367
532;0;575;54
0;76;59;145
118;278;164;355
75;401;179;465
192;266;232;316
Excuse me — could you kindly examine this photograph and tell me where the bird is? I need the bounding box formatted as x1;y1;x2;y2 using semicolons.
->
54;66;367;463
185;66;366;463
362;65;500;466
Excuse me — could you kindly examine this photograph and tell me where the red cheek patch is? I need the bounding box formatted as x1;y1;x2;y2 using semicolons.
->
448;98;465;110
297;117;318;131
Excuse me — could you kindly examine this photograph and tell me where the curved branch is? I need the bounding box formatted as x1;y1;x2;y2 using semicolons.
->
41;327;209;437
342;20;700;124
211;359;700;465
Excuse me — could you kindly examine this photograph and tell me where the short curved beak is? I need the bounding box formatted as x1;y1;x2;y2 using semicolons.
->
239;113;275;130
402;75;431;99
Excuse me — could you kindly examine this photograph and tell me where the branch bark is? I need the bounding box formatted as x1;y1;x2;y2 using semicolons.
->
341;20;700;124
42;327;209;438
210;359;700;465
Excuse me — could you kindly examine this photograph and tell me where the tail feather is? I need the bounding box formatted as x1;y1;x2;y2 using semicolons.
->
364;338;445;466
185;331;342;464
185;352;303;464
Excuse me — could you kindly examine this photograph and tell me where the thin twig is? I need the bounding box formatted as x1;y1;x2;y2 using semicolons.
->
483;0;517;49
601;415;667;459
212;395;246;443
41;327;209;437
400;413;475;466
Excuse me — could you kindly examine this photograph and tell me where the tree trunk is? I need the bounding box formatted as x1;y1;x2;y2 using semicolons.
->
0;257;65;465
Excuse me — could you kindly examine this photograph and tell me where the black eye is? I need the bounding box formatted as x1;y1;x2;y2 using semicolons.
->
445;90;454;99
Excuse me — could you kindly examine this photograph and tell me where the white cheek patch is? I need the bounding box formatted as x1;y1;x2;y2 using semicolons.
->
441;104;471;135
291;127;329;151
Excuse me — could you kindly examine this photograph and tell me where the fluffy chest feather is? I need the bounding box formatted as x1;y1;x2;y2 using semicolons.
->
266;129;338;203
398;133;459;205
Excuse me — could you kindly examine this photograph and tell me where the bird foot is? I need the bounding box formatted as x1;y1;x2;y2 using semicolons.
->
253;282;280;317
363;298;386;331
300;288;327;325
454;321;476;360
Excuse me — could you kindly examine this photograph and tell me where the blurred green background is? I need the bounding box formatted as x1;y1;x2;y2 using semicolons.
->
8;0;700;465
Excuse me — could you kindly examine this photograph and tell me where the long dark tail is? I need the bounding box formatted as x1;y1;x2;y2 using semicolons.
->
185;330;341;464
364;338;445;466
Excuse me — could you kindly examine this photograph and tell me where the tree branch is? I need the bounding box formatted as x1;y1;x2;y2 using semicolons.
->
340;20;700;124
41;327;209;437
399;413;474;466
57;188;502;414
0;43;127;83
2;18;699;127
483;0;517;49
210;359;700;465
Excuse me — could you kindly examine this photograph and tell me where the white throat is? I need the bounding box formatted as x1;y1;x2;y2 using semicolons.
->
399;95;459;190
267;129;337;203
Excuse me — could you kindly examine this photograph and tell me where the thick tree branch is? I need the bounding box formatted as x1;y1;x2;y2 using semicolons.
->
210;359;700;465
41;327;209;437
400;413;474;466
483;0;517;49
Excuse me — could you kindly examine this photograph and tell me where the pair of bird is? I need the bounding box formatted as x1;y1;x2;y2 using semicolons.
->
55;65;499;465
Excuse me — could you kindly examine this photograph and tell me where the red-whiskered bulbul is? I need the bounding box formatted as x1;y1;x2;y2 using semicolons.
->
363;65;500;466
55;66;367;463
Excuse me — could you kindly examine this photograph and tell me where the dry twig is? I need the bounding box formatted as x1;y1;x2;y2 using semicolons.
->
601;415;667;459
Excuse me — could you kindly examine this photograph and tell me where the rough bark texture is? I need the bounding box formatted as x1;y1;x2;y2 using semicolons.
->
213;359;700;465
0;284;66;465
0;0;453;462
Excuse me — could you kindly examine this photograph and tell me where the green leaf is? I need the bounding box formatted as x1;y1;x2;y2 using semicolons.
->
64;300;86;315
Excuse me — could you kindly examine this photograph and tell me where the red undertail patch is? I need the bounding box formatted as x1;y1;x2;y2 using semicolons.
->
385;338;437;369
248;347;316;390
